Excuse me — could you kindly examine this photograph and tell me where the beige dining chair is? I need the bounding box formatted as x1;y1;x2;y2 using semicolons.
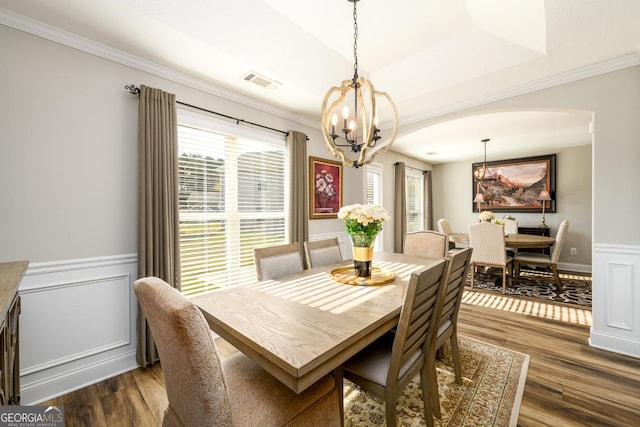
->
133;277;341;427
427;247;473;419
340;258;450;427
437;218;459;251
253;242;303;281
468;222;513;294
514;219;570;291
304;238;343;268
502;218;519;235
403;230;449;258
502;218;519;256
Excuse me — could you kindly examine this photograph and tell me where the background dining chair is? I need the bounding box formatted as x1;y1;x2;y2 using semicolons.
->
502;218;519;257
427;247;473;419
304;238;343;268
514;219;570;291
133;277;342;427
468;222;513;294
436;218;457;251
253;242;303;281
341;258;450;427
502;218;519;235
403;230;449;258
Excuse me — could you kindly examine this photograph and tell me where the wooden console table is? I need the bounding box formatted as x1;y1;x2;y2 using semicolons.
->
0;261;27;405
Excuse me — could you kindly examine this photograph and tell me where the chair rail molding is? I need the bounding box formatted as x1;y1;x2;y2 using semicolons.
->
590;244;640;358
19;254;138;404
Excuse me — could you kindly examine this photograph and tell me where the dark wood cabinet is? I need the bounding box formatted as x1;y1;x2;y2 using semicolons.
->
518;226;551;254
0;261;26;406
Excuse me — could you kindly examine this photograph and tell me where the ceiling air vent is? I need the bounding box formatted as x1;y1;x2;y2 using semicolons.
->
242;71;281;90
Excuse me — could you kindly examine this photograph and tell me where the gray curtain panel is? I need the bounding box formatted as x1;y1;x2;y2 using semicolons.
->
137;85;181;367
424;170;433;230
287;131;309;260
394;162;407;253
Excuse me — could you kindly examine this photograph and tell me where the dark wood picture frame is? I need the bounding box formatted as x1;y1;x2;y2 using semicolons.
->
472;154;556;213
309;156;343;219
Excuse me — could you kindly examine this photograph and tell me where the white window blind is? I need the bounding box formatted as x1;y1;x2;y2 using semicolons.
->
406;169;424;233
365;163;384;250
177;110;287;296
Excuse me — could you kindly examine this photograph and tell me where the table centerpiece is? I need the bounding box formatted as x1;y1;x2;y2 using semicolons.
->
338;203;391;277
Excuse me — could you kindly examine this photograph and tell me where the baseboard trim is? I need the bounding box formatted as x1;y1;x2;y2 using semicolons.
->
22;351;138;405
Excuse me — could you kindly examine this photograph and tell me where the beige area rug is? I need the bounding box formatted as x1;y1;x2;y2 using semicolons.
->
343;336;529;426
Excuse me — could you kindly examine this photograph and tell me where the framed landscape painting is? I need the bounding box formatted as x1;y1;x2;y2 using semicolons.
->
472;154;556;213
309;156;342;219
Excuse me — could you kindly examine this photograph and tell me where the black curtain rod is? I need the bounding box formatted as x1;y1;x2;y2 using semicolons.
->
394;162;428;174
125;84;289;137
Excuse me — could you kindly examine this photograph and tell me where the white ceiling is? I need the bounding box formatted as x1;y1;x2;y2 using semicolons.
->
2;0;639;163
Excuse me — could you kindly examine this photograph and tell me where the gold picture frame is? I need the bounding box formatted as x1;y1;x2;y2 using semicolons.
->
309;156;343;219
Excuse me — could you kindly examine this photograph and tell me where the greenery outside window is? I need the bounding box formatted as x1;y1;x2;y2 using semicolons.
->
177;110;287;296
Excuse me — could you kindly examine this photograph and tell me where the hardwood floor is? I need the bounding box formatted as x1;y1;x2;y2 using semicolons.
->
41;294;640;427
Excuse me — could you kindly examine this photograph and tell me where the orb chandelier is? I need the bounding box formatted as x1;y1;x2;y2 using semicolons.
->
321;0;398;168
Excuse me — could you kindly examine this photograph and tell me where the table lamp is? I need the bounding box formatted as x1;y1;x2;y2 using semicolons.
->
539;190;552;228
474;192;485;212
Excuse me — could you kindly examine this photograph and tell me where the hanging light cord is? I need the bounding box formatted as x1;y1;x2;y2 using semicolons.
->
352;1;359;80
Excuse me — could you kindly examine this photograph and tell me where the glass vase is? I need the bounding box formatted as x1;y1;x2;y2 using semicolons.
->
349;232;377;277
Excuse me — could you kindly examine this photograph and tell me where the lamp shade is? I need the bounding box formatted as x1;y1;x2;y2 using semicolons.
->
539;190;552;201
474;193;485;203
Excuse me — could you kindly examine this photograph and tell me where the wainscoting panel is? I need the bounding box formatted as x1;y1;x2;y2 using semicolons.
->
591;244;640;358
19;254;138;404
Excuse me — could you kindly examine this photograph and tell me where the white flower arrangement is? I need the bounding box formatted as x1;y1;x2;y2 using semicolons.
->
479;211;495;222
338;204;391;243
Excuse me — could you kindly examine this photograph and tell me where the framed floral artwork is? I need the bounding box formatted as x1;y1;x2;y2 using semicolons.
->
309;156;343;219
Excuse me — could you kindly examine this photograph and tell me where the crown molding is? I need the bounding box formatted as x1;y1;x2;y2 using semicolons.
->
3;7;638;132
0;7;317;129
400;53;640;126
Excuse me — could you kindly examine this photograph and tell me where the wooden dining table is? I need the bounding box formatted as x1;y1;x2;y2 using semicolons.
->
449;232;555;249
191;252;442;394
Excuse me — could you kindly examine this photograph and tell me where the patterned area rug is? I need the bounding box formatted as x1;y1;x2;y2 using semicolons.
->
344;336;529;426
466;268;592;307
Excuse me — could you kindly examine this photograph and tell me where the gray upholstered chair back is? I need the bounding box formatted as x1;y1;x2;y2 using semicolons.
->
304;238;343;268
253;242;303;280
133;277;234;427
403;231;449;258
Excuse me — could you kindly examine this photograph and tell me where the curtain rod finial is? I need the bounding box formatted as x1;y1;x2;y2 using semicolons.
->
125;84;140;95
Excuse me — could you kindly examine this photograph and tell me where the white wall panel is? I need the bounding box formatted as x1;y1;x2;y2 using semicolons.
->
19;255;138;404
591;244;640;358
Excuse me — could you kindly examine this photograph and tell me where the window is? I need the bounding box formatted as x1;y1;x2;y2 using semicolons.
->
365;163;384;250
405;168;424;232
177;110;287;296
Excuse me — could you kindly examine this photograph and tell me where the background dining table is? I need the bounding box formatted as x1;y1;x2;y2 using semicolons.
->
191;252;443;394
449;232;555;249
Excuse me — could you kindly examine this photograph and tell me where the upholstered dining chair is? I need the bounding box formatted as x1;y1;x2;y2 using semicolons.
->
436;218;452;235
427;247;473;419
502;218;519;235
304;238;343;268
403;230;449;258
468;222;513;294
502;218;519;256
514;219;570;291
340;258;450;427
253;242;303;281
437;218;461;251
133;277;342;427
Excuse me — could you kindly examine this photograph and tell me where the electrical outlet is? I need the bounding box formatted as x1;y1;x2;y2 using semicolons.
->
570;248;577;256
